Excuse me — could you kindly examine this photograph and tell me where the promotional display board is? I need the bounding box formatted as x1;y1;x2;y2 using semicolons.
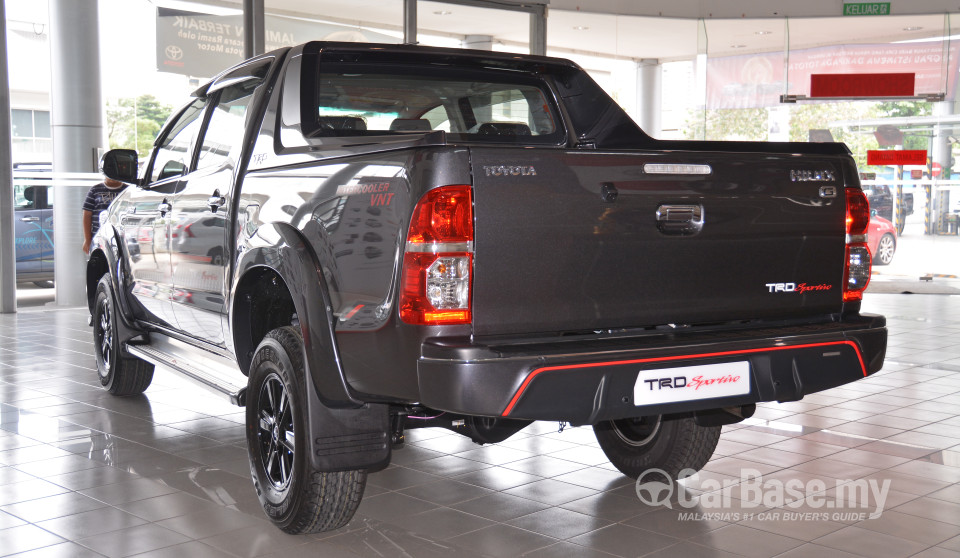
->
156;8;400;78
707;42;960;109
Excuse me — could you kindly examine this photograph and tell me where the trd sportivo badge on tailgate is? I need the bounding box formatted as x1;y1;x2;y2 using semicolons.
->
766;282;833;293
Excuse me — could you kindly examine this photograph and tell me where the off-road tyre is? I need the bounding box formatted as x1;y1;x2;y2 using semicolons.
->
246;326;366;534
594;414;720;481
93;275;154;396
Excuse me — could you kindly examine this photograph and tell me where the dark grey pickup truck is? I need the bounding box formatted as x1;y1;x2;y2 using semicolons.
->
88;41;887;533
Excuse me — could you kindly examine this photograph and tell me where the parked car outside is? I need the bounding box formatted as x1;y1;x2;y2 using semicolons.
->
867;211;897;266
862;183;912;234
12;162;54;287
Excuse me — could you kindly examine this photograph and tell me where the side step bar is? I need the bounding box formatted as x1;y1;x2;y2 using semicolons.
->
126;335;247;406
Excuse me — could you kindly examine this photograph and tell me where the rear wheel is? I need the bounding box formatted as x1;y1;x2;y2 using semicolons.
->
247;326;366;534
93;276;154;396
593;414;720;481
875;233;896;265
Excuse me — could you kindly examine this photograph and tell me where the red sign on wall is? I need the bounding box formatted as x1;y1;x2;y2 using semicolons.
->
866;150;927;166
810;73;915;98
706;42;960;109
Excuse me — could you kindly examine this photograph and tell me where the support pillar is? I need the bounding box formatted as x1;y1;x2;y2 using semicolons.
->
931;100;954;234
0;1;15;313
464;35;493;50
404;0;417;44
243;0;265;58
529;5;546;56
49;0;105;306
636;59;662;138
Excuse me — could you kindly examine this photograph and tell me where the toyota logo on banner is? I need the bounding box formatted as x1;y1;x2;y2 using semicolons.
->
165;45;183;61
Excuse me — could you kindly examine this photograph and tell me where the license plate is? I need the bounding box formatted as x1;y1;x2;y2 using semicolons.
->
633;361;751;406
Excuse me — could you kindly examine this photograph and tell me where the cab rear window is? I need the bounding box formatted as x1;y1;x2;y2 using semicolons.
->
312;64;563;145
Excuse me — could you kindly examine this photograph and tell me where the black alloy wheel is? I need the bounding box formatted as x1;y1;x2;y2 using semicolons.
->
256;372;295;491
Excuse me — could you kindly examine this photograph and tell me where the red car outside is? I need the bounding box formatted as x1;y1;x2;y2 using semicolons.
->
867;212;897;266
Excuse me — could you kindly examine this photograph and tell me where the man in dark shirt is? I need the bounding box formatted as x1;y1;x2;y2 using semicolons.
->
82;178;127;253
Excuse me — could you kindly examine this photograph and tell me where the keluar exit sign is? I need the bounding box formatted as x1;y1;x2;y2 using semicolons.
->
843;2;891;16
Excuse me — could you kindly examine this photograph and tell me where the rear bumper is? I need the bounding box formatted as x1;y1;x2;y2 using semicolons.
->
417;315;887;424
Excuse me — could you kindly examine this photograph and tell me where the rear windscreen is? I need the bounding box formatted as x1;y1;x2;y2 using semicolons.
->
313;64;564;145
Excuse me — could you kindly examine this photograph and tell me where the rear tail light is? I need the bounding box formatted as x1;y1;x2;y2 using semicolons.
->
400;185;473;325
843;188;872;302
845;188;870;236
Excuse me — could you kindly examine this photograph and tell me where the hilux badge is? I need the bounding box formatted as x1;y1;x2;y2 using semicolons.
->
790;169;835;182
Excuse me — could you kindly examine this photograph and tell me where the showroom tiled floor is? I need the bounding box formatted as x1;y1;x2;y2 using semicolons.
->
0;294;959;557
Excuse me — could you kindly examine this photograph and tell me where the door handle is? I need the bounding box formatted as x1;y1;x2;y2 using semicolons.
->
208;189;226;212
158;200;171;216
656;204;704;236
20;216;40;223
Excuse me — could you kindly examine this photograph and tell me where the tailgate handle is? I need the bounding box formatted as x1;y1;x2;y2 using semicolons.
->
656;204;704;236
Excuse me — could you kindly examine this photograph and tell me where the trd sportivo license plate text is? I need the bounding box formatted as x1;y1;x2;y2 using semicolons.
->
633;361;751;405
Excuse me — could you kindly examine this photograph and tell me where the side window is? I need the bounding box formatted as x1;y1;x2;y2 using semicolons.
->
149;98;207;183
13;184;34;210
467;89;556;136
422;106;451;132
197;77;263;171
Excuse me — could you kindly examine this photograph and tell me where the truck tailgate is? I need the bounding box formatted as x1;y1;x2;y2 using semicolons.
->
470;148;849;337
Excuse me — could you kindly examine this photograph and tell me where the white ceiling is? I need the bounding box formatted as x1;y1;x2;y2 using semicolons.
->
169;1;957;62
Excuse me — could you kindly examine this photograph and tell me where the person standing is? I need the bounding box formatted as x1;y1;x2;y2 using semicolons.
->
82;177;127;253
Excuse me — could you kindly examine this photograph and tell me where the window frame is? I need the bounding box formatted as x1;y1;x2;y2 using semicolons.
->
305;61;568;146
144;97;211;187
196;71;267;173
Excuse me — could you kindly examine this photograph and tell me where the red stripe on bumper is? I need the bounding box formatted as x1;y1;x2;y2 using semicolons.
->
501;340;866;417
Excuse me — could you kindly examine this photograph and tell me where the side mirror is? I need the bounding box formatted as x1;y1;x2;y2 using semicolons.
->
100;149;139;184
870;209;877;217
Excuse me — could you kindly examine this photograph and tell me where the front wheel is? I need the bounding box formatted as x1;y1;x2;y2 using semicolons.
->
593;414;720;480
246;326;366;534
93;276;154;396
875;233;896;265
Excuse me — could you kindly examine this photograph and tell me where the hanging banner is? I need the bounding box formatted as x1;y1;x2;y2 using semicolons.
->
866;150;927;166
706;42;960;109
810;72;915;97
156;8;400;78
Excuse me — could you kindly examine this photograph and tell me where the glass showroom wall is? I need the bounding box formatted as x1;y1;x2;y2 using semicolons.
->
541;9;959;291
685;14;960;290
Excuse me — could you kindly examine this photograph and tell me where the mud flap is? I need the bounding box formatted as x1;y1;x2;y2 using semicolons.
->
305;381;391;472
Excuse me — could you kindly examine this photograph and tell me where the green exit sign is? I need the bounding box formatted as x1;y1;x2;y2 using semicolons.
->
843;2;891;15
